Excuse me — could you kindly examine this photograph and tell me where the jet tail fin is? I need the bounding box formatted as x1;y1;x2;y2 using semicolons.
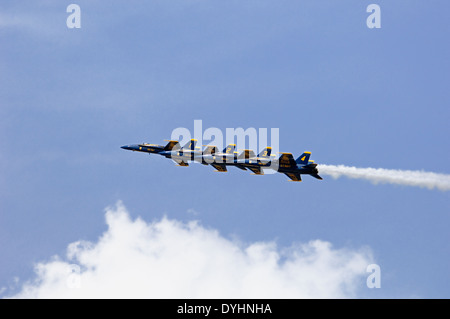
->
258;147;272;159
295;152;311;165
223;144;236;154
182;139;197;151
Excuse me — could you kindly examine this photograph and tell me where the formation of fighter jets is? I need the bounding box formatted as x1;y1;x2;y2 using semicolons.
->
121;139;323;182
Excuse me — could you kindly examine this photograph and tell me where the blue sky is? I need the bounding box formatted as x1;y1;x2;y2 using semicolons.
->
1;1;449;298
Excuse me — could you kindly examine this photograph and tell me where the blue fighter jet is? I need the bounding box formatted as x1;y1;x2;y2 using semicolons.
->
121;139;199;166
201;144;243;172
231;149;322;181
274;152;323;181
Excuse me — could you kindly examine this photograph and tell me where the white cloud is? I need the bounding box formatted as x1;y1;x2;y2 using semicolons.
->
8;201;373;298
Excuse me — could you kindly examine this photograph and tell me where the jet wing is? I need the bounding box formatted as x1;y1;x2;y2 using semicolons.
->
203;145;218;155
284;172;302;182
211;163;227;172
163;140;180;151
247;166;264;175
238;150;256;159
278;153;298;168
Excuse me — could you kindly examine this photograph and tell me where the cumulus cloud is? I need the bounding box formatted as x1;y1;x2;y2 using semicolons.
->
319;164;450;191
8;202;373;298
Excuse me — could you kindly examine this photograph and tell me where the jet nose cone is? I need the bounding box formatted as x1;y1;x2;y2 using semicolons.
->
121;145;131;150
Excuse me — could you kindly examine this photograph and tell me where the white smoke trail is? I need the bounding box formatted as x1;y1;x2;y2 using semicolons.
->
318;164;450;191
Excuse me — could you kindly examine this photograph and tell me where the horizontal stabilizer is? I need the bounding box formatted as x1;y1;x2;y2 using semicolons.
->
211;163;227;172
173;160;189;167
247;166;264;175
284;172;302;182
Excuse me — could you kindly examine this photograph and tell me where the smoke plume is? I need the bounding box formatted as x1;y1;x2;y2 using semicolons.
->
319;164;450;191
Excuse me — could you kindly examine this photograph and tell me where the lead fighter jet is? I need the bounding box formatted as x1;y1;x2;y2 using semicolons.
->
121;139;199;166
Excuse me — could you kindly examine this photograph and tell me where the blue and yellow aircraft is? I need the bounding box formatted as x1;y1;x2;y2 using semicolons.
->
121;140;322;182
274;152;322;182
121;139;199;166
201;144;246;172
